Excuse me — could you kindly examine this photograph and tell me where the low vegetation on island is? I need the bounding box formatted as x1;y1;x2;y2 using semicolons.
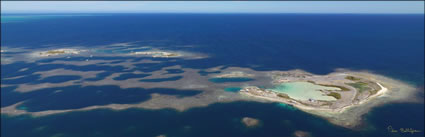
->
37;49;82;57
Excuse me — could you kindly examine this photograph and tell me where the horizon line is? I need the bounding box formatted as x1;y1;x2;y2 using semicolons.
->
2;12;424;14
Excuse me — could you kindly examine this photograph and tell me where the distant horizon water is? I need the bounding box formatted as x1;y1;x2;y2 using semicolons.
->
2;12;425;14
1;1;424;14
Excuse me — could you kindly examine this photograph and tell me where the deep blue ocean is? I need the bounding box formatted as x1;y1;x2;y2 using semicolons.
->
1;14;424;137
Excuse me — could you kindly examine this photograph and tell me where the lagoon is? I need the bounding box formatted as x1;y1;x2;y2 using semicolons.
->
270;82;339;101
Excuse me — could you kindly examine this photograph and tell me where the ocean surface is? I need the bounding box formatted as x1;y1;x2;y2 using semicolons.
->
1;13;424;137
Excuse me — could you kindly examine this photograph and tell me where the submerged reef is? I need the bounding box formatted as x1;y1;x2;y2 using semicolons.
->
1;43;421;130
241;117;261;128
131;51;181;58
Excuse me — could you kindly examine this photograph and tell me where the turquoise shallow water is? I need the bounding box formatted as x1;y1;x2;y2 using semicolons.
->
224;87;242;92
270;82;339;101
276;103;297;111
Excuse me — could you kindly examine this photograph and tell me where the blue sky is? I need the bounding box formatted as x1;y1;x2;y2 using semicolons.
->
1;1;424;14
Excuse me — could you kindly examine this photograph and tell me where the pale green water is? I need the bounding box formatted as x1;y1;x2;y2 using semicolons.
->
224;87;242;92
1;16;42;23
276;103;297;111
269;82;339;101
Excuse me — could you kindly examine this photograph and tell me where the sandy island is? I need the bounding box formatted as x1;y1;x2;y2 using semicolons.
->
131;51;181;58
239;70;420;129
36;49;85;57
